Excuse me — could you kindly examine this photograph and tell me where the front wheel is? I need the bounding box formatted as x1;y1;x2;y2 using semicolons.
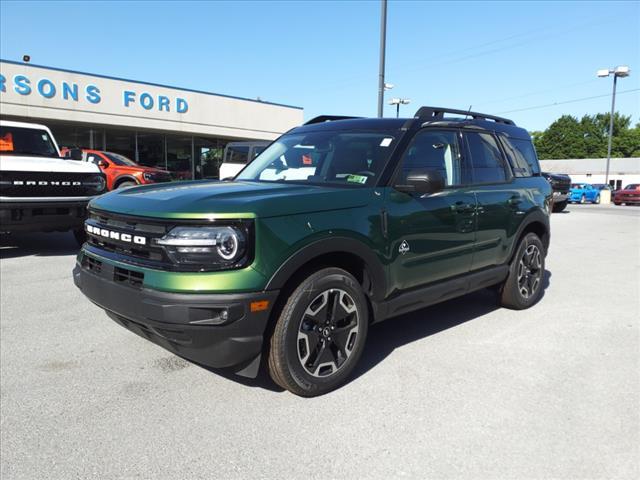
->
499;233;545;310
267;268;369;396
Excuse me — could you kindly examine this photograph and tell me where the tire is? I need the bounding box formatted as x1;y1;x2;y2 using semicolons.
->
614;202;621;206
267;267;369;397
552;200;568;212
72;228;86;246
499;233;545;310
580;194;586;204
593;194;600;204
117;181;136;189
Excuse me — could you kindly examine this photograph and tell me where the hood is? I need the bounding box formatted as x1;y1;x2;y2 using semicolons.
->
89;180;372;219
0;154;101;174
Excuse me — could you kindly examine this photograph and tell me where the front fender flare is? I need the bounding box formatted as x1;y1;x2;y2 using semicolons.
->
264;236;387;302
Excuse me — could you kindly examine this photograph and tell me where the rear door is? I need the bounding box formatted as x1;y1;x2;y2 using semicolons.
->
386;128;477;291
463;131;520;270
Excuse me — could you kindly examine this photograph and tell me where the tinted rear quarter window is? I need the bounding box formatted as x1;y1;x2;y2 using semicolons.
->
500;136;540;177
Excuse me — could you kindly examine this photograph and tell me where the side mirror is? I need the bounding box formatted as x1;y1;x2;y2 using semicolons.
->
98;160;109;169
395;169;445;195
66;148;83;161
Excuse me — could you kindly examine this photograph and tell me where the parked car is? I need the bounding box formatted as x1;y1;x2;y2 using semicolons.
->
613;184;640;205
219;141;270;179
82;149;172;190
569;183;601;204
0;120;106;244
542;172;571;212
74;106;551;396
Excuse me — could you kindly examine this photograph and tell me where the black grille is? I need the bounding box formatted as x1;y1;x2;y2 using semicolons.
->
0;171;103;197
85;210;170;266
114;267;144;289
81;255;103;274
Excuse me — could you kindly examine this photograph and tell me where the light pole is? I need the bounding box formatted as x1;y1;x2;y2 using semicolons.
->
597;65;630;185
377;0;387;117
388;98;411;118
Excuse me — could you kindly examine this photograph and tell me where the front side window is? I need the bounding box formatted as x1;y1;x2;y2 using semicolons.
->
236;129;399;187
0;126;58;158
398;130;464;186
466;132;508;184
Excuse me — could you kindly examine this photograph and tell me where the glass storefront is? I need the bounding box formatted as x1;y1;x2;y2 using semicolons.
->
37;120;240;181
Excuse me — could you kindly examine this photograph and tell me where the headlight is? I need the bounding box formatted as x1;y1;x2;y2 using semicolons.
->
155;225;249;268
86;174;106;193
143;172;156;182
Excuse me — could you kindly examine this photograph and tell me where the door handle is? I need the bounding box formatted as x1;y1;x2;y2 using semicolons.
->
452;201;475;214
508;195;522;206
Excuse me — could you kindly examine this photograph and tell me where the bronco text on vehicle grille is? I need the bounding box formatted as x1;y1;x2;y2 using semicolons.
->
0;120;106;243
74;106;552;396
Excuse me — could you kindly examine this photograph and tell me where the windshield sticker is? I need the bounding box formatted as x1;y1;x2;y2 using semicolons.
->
0;132;14;151
347;174;368;185
380;137;393;147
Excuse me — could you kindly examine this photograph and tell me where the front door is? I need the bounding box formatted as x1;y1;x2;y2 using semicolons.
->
386;128;476;292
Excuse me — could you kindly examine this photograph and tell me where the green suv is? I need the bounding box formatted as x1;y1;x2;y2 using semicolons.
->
74;107;552;396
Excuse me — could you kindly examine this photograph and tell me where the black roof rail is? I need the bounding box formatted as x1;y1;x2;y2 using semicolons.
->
304;115;361;125
414;106;515;125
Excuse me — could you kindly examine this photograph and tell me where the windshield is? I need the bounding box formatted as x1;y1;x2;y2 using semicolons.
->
624;184;640;190
0;126;58;157
571;184;586;189
236;129;399;186
104;152;139;166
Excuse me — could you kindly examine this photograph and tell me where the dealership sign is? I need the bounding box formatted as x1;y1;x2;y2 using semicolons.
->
0;72;188;113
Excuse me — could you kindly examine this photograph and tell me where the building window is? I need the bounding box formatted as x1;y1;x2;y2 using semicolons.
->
105;129;136;161
166;135;194;180
195;137;225;179
136;132;165;169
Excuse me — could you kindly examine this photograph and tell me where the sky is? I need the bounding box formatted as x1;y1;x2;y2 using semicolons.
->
0;0;638;131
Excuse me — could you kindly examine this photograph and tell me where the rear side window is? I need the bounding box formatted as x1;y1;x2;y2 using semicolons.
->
500;136;540;177
465;132;508;184
400;130;466;186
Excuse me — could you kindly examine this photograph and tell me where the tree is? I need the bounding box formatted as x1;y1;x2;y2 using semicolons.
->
534;112;639;159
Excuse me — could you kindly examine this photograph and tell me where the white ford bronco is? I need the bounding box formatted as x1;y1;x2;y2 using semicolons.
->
0;120;106;244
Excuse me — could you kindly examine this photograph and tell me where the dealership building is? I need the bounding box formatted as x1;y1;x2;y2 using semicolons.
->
0;59;303;179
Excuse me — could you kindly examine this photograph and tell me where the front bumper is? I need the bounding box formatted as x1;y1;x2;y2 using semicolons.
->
73;256;279;377
0;199;90;233
552;191;569;202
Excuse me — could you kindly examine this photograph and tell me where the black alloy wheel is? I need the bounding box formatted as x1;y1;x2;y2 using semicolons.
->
267;267;368;396
296;289;359;378
517;244;543;300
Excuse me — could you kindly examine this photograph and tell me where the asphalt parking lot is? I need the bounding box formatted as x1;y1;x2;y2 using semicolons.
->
1;204;639;479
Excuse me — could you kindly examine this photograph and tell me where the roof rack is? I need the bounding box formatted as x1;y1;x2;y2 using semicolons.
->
304;115;361;125
414;106;515;125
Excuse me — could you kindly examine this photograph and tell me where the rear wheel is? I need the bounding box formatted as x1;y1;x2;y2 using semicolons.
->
499;233;545;310
552;200;568;212
580;194;586;204
267;268;368;397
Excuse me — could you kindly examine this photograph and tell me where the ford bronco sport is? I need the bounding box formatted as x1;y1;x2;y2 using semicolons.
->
74;107;551;396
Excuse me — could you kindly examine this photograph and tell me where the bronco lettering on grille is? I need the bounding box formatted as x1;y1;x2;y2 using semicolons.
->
86;224;147;245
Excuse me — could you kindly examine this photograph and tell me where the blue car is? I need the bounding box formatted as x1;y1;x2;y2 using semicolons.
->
569;183;601;204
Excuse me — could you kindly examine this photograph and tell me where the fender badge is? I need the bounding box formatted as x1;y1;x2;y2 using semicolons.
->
399;240;410;255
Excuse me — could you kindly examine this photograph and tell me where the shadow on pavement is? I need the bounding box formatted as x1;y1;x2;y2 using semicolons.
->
210;270;552;394
0;232;80;259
